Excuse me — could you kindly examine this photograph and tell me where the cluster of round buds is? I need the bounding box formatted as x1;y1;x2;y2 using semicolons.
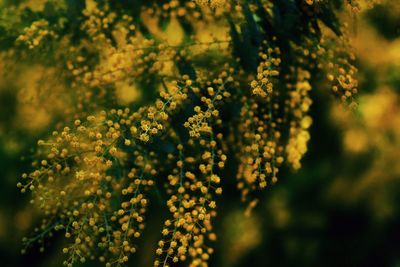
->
18;111;120;196
250;47;281;98
236;96;285;203
102;159;155;267
69;38;165;89
236;44;284;204
194;0;227;9
321;33;358;107
155;72;232;266
76;2;228;91
136;81;188;142
155;133;225;267
81;5;118;44
64;1;232;111
143;0;200;19
14;1;364;266
17;73;197;264
77;4;177;92
76;7;139;87
16;19;57;49
184;73;232;138
17;109;157;266
285;69;313;170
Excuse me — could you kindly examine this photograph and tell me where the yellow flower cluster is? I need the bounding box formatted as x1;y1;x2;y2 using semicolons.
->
13;0;363;266
16;19;57;49
18;109;157;266
233;43;286;205
237;58;312;205
322;33;359;107
152;70;233;266
17;79;191;264
81;5;118;44
63;2;230;115
137;82;189;142
250;47;281;98
285;69;313;170
155;137;225;267
194;0;227;9
184;71;233;138
236;96;284;203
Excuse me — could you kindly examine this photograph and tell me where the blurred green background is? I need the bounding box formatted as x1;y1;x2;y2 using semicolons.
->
1;1;400;267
